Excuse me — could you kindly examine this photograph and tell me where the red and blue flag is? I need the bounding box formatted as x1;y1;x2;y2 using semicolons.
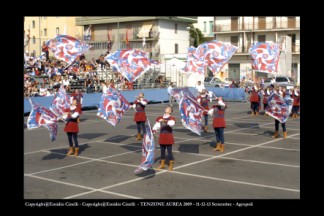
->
250;42;280;73
27;98;58;142
97;87;131;127
134;118;155;173
45;35;92;64
50;85;70;118
265;93;294;123
105;49;159;82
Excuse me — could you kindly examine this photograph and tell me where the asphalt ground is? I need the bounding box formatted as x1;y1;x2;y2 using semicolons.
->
24;101;300;199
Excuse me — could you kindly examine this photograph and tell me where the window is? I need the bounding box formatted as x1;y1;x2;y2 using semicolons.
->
44;28;47;36
32;20;35;28
203;21;206;32
56;27;60;35
175;23;177;34
209;21;213;32
41;30;42;36
231;36;239;47
32;36;35;44
175;43;178;54
258;35;266;42
276;77;287;82
43;17;46;19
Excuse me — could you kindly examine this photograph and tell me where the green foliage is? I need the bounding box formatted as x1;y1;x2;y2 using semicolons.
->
188;24;207;47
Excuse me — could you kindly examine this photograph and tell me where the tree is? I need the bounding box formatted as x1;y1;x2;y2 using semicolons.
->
188;24;207;47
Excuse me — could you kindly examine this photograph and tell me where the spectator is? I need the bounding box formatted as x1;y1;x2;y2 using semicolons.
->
195;80;205;93
62;76;70;92
46;88;54;96
84;76;93;93
39;84;47;96
42;42;49;61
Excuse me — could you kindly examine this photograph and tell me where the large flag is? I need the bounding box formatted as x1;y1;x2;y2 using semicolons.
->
201;40;238;73
134;118;155;173
105;49;159;82
50;85;70;118
249;42;280;73
97;87;131;127
183;40;238;75
27;98;58;142
45;35;92;64
182;46;205;75
84;25;91;41
179;93;204;136
265;93;294;123
170;87;197;103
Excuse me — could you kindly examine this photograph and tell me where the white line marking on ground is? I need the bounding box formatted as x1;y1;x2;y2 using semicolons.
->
173;133;300;170
62;133;300;199
170;171;300;192
25;174;141;199
217;156;299;168
27;148;141;175
63;170;168;199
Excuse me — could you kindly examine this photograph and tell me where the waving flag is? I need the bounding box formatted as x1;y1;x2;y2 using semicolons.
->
265;93;294;123
97;87;131;126
50;85;70;118
105;49;159;82
182;46;205;75
249;42;280;73
45;35;92;64
179;93;204;136
134;119;155;173
170;87;198;104
183;40;238;75
27;98;58;142
201;40;238;73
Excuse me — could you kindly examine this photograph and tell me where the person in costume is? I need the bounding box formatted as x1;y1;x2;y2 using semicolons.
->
262;87;271;116
291;87;300;118
208;97;227;153
250;85;260;116
132;93;148;140
70;89;83;116
272;89;292;139
62;99;81;156
197;89;210;133
152;106;176;171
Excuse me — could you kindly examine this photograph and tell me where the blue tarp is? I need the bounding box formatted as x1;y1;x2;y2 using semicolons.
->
24;88;245;114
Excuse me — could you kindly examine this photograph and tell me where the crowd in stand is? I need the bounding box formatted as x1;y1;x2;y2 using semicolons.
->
23;50;138;97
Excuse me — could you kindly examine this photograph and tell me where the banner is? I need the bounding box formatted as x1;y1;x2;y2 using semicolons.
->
27;98;58;142
134;118;155;173
97;87;131;127
250;42;280;73
265;93;293;123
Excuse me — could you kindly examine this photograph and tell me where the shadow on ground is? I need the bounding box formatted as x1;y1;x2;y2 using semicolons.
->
42;144;91;160
78;133;106;140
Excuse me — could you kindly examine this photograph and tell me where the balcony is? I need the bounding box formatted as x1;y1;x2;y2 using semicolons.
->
292;43;300;53
214;20;300;33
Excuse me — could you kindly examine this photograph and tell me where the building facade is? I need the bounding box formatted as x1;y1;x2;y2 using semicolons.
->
24;16;83;56
75;16;197;86
195;16;300;85
193;16;214;40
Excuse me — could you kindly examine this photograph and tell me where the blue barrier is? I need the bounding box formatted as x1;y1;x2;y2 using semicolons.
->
24;87;245;114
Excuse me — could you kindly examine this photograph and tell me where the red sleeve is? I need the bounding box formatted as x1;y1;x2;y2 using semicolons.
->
155;116;163;122
134;100;139;104
170;116;176;123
